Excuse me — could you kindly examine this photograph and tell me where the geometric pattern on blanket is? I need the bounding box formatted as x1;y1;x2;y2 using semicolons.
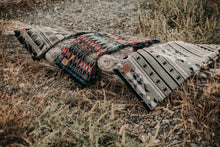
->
14;26;73;60
113;41;220;110
55;32;160;85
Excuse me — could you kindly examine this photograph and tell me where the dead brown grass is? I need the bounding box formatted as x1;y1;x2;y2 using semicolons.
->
0;0;220;146
136;0;220;44
166;62;220;146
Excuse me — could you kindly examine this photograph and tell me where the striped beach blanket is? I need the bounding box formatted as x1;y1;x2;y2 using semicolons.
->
114;41;219;110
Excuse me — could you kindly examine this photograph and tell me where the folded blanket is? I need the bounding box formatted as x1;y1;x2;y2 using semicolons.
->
55;32;159;85
14;26;77;60
114;41;219;110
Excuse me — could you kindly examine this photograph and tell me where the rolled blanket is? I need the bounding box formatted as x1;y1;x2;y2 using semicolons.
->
114;41;220;110
55;32;159;85
98;47;134;73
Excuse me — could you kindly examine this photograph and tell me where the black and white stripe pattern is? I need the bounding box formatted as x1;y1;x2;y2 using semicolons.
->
114;41;219;110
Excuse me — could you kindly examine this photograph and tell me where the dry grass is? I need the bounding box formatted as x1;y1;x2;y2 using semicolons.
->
0;0;220;146
136;0;220;44
166;63;220;146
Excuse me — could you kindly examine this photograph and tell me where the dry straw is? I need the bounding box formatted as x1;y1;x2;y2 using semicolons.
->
0;0;219;146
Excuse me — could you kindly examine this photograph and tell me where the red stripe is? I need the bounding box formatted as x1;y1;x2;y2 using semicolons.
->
90;66;95;76
128;42;137;45
61;47;69;56
86;64;91;74
68;51;73;60
77;58;83;66
80;60;85;70
72;54;78;64
83;62;88;72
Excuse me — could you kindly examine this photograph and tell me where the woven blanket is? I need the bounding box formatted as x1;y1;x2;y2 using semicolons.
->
114;41;220;110
14;26;74;60
55;32;159;85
